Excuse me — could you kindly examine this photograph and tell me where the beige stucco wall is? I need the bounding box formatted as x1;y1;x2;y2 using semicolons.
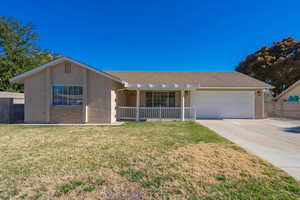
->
87;71;121;123
50;106;83;123
24;71;47;123
255;90;264;119
49;62;84;123
266;102;300;119
51;62;84;85
278;84;300;102
24;62;121;123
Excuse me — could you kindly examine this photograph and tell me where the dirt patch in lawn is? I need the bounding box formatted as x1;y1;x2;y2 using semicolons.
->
13;169;145;200
168;143;267;184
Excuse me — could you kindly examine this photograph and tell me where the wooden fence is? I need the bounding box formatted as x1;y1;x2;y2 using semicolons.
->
265;102;300;119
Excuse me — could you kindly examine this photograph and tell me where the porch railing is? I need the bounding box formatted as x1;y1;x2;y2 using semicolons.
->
117;106;196;121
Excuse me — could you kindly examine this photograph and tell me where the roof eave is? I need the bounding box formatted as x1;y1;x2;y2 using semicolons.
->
124;84;273;90
9;57;127;85
198;87;274;90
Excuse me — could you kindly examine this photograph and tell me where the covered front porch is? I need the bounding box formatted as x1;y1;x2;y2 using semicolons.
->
117;88;196;121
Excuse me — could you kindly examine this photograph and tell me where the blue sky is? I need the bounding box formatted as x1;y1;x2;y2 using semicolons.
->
2;0;300;71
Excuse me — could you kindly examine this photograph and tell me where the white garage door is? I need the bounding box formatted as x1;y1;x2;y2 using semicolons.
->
191;91;255;119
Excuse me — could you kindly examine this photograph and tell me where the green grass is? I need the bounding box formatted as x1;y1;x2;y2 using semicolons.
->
58;180;85;195
0;121;299;199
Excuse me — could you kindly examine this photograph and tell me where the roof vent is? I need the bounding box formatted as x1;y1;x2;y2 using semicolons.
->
65;63;71;73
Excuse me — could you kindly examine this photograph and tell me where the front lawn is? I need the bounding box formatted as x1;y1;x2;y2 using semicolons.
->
0;122;299;199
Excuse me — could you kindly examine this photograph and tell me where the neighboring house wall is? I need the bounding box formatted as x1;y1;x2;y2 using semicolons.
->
0;98;12;123
0;98;24;123
269;81;300;118
0;92;24;123
266;102;300;119
277;83;300;102
0;92;24;104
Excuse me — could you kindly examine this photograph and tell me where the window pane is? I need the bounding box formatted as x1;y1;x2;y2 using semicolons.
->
169;92;175;107
52;85;83;106
160;92;168;107
62;86;68;105
145;91;177;107
145;92;152;107
53;86;59;105
153;92;160;107
73;86;83;105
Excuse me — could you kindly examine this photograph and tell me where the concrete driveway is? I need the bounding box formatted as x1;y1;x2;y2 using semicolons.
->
197;118;300;180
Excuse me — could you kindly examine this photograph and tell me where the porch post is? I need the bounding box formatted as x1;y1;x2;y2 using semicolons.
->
181;90;185;121
136;89;140;121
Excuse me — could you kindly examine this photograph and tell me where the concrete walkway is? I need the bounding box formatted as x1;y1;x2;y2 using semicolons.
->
197;119;300;180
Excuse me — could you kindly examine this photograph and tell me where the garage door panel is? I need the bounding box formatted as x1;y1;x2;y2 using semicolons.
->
191;91;254;119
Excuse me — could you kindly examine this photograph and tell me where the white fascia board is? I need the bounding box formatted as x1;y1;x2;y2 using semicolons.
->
124;84;272;90
10;56;127;85
196;86;274;90
124;83;201;89
10;57;65;83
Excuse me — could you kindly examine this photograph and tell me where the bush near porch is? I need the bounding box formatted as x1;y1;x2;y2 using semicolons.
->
0;122;299;200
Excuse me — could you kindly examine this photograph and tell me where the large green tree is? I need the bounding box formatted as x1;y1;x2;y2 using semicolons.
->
0;16;59;92
236;37;300;95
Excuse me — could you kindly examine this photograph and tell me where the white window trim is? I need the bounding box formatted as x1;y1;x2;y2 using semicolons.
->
51;84;83;106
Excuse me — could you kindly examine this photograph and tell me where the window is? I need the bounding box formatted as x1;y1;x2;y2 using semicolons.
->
52;85;83;106
145;91;176;107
